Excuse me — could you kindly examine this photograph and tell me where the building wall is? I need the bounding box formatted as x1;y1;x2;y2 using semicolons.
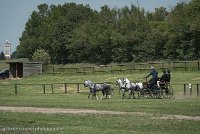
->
8;62;42;78
23;62;42;77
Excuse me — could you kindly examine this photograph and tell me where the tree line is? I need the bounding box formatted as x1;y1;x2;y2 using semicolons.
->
13;0;200;64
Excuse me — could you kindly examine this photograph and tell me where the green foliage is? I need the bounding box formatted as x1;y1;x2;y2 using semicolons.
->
32;49;51;67
17;1;200;64
0;51;6;60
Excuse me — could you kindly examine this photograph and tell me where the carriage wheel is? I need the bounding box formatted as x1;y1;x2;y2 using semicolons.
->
139;88;150;99
139;89;145;99
151;88;161;99
161;85;173;99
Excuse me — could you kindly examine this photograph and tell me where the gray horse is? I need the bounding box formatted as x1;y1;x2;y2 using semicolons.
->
84;80;112;99
122;78;143;99
116;78;126;94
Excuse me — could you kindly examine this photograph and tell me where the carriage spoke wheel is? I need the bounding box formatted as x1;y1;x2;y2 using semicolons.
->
139;89;145;99
152;88;161;99
161;85;173;99
139;88;150;99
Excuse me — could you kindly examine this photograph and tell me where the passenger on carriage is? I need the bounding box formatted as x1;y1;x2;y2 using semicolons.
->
166;70;171;82
157;70;171;87
157;70;167;87
160;70;168;82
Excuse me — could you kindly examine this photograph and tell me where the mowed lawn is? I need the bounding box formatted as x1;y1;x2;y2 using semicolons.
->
0;70;200;134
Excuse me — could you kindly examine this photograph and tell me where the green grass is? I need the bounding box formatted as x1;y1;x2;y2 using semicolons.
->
0;94;199;116
0;112;199;134
0;70;200;134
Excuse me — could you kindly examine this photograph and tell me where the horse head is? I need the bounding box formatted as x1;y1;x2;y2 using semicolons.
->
116;78;126;88
116;78;122;85
123;78;135;89
84;80;91;87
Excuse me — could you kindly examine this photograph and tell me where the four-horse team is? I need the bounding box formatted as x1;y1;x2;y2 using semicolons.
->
84;67;173;100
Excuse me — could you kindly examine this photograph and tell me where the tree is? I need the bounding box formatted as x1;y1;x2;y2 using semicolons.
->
17;1;200;64
0;52;6;60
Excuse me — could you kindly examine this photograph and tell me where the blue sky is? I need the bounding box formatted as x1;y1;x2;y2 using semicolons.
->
0;0;182;53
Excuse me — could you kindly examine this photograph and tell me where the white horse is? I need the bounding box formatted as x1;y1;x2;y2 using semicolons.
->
116;78;126;94
84;80;112;100
123;78;143;99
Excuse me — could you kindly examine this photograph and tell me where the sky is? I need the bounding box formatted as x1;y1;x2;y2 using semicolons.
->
0;0;182;53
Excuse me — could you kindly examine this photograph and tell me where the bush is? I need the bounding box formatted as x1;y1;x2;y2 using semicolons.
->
32;49;51;67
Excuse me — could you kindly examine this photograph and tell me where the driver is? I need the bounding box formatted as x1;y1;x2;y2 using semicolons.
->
145;66;158;89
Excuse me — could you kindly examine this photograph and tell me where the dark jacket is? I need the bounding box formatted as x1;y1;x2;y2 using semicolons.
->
146;69;158;80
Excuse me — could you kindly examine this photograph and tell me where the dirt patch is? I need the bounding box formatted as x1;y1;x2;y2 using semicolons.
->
0;106;200;121
152;115;200;121
0;106;146;115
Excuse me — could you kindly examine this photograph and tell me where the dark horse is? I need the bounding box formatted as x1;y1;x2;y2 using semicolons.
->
84;80;112;99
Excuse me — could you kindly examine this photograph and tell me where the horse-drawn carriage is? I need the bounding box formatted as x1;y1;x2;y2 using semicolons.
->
139;79;173;99
116;75;173;99
140;69;173;99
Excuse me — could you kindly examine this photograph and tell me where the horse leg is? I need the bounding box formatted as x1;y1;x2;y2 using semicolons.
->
88;93;91;99
122;89;125;99
94;93;99;100
101;91;104;99
129;90;132;99
132;91;135;99
107;90;111;99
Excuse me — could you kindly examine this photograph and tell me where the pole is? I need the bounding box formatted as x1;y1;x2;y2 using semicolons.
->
64;83;67;93
77;84;80;93
51;84;54;94
43;84;46;94
197;84;199;96
185;62;187;71
15;84;17;95
184;84;186;95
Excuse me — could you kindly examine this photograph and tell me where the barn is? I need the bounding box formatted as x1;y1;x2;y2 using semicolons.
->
7;58;43;78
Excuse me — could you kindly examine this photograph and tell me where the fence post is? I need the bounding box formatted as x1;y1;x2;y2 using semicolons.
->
15;84;18;95
83;67;86;75
53;68;55;75
173;62;175;70
198;61;200;71
43;84;46;94
64;83;67;93
51;84;54;94
92;67;94;75
184;84;186;95
184;62;187;71
197;84;199;96
77;83;80;93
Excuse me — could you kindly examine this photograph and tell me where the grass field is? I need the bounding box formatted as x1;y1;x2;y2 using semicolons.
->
0;70;200;134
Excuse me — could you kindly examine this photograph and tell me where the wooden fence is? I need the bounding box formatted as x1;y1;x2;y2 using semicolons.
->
12;82;115;95
45;61;200;75
13;83;83;95
1;83;199;96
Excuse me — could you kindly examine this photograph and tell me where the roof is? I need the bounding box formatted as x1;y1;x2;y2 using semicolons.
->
6;58;42;64
6;58;30;63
